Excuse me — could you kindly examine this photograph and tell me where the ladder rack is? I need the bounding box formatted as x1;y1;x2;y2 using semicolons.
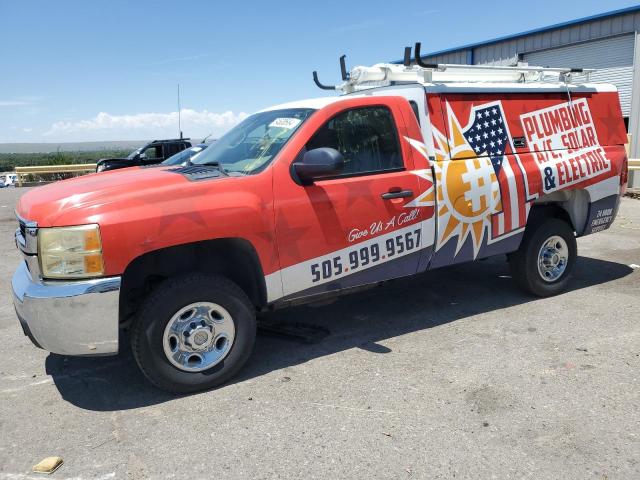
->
312;43;596;93
414;63;594;74
341;63;595;93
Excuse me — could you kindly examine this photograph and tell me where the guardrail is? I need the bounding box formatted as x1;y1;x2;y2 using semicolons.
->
14;163;97;186
629;159;640;171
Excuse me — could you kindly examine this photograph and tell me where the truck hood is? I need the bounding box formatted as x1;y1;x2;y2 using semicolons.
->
16;166;218;226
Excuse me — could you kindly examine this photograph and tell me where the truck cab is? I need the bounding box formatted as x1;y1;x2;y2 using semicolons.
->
96;138;192;172
11;54;629;393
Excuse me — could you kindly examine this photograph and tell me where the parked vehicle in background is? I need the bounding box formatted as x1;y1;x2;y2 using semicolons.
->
4;173;17;187
96;138;192;172
11;45;629;393
161;144;209;166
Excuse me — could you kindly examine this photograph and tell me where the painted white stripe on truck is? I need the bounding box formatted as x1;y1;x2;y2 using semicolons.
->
265;221;435;302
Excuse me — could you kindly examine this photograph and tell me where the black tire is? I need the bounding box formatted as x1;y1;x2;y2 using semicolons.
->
131;273;256;394
508;217;577;297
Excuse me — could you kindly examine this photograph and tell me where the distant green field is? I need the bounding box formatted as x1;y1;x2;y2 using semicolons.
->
0;149;130;172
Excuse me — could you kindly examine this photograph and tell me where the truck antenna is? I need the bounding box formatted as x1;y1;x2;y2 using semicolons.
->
177;83;183;139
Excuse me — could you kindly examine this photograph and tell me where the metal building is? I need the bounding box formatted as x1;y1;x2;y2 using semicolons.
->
409;5;640;162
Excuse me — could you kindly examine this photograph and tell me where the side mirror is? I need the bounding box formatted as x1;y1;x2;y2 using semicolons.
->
139;152;147;160
293;147;344;185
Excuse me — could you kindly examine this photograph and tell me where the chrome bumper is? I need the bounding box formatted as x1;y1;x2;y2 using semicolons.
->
12;261;121;356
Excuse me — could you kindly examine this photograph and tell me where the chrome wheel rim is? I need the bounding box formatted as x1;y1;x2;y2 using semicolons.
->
162;302;235;372
537;235;569;282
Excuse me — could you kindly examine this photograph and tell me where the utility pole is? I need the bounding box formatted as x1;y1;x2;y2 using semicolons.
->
177;83;183;139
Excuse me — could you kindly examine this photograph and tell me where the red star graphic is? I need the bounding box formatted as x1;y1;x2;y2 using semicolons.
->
274;210;313;264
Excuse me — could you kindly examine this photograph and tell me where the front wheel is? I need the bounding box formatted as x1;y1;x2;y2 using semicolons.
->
131;273;256;393
508;218;577;297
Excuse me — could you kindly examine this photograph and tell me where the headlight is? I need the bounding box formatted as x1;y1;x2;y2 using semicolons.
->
38;224;105;279
96;165;106;172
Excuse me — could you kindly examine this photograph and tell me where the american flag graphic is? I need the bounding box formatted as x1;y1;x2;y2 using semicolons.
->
462;103;531;238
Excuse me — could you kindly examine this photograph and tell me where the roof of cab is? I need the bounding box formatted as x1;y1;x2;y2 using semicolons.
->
259;97;344;112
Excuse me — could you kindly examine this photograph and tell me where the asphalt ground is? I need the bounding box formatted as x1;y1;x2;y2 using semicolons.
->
0;186;638;479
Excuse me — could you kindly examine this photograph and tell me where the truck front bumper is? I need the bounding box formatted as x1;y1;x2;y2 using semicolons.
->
11;261;121;356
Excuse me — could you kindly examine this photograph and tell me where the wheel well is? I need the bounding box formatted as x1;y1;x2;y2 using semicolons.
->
529;189;590;233
119;238;266;324
528;204;574;230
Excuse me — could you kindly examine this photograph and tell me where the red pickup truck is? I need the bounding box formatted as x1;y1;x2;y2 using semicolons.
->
12;59;628;393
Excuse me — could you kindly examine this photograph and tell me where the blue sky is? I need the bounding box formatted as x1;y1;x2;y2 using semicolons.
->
1;0;638;143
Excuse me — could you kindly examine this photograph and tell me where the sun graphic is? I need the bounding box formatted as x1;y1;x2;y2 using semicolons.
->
405;104;502;258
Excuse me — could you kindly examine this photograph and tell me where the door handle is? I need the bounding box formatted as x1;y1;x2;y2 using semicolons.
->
381;189;413;200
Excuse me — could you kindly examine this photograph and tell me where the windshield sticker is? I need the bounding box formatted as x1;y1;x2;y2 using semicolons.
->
269;118;301;130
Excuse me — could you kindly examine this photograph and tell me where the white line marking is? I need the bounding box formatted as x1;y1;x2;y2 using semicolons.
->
0;378;53;394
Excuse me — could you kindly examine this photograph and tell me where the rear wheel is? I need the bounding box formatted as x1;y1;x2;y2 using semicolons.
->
131;273;256;393
508;217;577;297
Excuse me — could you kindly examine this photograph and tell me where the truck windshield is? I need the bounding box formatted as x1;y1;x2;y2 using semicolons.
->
162;146;205;166
191;108;314;174
127;148;142;160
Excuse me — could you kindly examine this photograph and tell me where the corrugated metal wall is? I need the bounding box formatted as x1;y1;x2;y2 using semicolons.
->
427;50;469;65
424;50;471;65
419;11;639;120
524;34;634;115
422;10;640;67
474;10;640;64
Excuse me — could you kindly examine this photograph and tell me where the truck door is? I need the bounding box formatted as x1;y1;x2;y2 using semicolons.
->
272;96;436;301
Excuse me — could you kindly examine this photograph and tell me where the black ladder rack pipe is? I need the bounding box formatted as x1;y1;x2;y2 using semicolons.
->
312;71;336;90
413;42;439;69
403;46;412;67
340;55;349;81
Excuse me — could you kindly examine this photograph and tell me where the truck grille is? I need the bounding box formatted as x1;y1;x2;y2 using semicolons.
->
15;215;38;256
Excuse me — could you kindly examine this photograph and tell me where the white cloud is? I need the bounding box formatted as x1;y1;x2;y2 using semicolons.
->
0;96;43;107
0;100;30;107
44;109;249;141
